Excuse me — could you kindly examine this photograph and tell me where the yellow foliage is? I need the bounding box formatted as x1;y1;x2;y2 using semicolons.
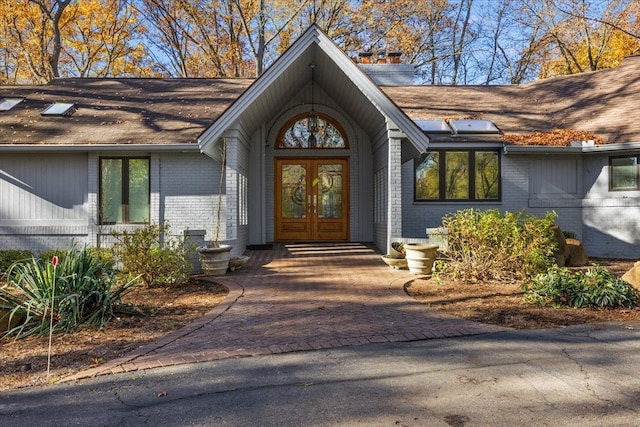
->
539;2;640;79
0;0;151;82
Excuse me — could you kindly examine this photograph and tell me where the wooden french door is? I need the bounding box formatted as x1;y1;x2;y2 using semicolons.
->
275;158;349;241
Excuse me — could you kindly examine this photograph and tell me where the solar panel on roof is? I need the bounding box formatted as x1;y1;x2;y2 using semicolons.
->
414;120;452;133
0;98;24;111
449;119;500;134
41;102;76;116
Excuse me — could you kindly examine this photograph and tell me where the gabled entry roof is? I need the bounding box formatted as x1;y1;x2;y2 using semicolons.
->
198;24;430;160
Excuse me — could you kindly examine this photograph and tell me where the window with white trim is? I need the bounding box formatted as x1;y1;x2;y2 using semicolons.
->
610;155;639;191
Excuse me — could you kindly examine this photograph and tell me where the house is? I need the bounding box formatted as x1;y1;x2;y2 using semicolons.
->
1;25;639;260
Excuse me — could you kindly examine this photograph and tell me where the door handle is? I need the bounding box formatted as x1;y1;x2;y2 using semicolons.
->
313;195;317;215
308;195;312;214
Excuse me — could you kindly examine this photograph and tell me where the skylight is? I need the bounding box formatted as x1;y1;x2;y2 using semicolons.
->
414;120;451;133
449;119;500;134
41;102;76;116
0;98;24;111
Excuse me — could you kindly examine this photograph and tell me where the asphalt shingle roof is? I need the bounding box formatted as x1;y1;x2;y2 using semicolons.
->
1;55;639;146
0;78;252;145
383;55;640;145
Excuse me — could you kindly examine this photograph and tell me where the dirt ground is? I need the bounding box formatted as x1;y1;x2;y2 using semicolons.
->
0;278;227;392
405;258;640;330
1;259;638;392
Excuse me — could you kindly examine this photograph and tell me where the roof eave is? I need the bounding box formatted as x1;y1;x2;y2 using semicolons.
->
0;143;201;152
504;141;640;154
503;145;584;154
582;141;640;153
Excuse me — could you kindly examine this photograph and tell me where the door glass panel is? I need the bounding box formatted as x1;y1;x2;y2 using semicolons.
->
281;164;307;218
318;164;342;219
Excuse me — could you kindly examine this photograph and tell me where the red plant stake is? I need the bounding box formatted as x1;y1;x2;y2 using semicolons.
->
47;256;59;380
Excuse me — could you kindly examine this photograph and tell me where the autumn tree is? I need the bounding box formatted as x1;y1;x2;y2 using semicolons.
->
0;0;151;83
0;0;70;83
2;0;639;84
64;0;150;77
139;0;251;77
136;0;193;77
475;0;550;84
536;0;640;78
343;0;456;84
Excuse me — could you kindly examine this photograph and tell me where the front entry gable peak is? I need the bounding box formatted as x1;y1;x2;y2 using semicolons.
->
198;24;428;159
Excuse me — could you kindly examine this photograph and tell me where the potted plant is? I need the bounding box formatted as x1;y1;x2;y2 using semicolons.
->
381;241;408;269
197;139;232;276
389;242;405;259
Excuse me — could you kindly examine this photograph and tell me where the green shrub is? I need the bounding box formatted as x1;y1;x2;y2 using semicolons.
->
562;230;577;240
88;247;116;267
0;250;33;274
111;223;193;287
523;266;640;309
0;245;135;338
440;209;557;282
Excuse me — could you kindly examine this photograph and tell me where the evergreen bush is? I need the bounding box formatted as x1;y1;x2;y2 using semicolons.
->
523;266;639;309
111;222;193;287
440;209;557;282
0;250;33;275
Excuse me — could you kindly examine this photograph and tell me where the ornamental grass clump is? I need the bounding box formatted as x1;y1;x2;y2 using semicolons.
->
523;266;639;309
440;209;557;282
0;245;136;339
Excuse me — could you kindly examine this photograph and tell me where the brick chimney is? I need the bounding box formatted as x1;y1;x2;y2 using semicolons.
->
356;51;415;85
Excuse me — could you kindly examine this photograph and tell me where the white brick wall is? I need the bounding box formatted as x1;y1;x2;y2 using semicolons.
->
159;152;222;243
387;134;402;252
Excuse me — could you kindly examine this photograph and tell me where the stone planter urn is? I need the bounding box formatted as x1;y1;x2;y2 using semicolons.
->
404;243;439;276
197;245;232;276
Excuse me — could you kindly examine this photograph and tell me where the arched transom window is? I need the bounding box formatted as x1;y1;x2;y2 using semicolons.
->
277;113;348;149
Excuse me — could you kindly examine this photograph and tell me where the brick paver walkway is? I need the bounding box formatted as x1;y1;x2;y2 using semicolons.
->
64;243;508;381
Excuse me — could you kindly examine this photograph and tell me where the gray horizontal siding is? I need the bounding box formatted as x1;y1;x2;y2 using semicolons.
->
0;153;88;223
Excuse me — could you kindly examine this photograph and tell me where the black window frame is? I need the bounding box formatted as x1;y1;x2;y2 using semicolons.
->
99;157;150;225
414;149;501;202
609;155;640;191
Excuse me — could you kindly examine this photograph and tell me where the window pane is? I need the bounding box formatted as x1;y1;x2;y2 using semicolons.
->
475;151;499;199
415;152;440;199
128;159;150;222
279;116;346;148
445;152;469;199
316;119;345;148
101;159;123;223
611;157;638;190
